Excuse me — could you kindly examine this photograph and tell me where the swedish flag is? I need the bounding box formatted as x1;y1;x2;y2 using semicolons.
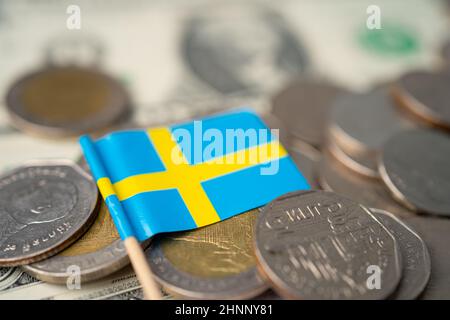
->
80;109;309;241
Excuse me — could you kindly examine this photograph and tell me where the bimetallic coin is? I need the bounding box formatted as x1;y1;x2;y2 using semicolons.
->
5;66;130;138
0;161;98;266
22;200;130;284
392;71;450;130
405;217;450;299
272;79;348;147
328;88;414;167
146;209;268;299
370;209;430;300
319;150;413;218
379;129;450;216
254;190;402;300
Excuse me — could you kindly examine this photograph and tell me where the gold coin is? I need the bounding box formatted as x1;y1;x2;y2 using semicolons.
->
60;201;119;257
162;210;257;278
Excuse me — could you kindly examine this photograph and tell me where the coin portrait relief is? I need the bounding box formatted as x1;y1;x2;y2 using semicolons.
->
0;177;77;246
0;163;98;266
182;4;308;95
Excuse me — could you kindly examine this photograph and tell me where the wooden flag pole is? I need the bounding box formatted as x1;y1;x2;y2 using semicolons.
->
124;237;163;300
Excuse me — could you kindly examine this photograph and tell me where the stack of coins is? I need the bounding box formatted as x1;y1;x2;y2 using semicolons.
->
1;34;450;301
0;161;99;269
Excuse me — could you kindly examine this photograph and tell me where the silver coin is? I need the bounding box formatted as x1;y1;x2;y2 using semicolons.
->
288;142;321;189
327;138;379;179
370;208;430;300
0;160;98;266
405;216;450;299
146;209;268;299
379;129;450;216
319;150;413;218
0;267;24;291
272;79;348;147
328;88;414;163
254;190;402;299
392;70;450;130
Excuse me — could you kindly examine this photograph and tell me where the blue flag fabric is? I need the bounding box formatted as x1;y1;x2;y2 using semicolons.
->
80;109;310;241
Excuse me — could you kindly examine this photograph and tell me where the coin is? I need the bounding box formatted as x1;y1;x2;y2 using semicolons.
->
327;138;379;179
370;209;430;300
254;190;402;299
392;70;450;130
328;88;414;166
319;150;413;218
5;66;130;138
22;200;130;284
261;113;292;147
405;216;450;299
272;79;348;147
0;161;98;266
379;129;450;216
146;209;268;299
288;142;320;189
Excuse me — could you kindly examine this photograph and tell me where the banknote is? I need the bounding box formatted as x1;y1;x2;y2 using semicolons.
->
0;266;171;300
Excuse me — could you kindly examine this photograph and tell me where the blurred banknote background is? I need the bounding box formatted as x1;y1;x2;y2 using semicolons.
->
0;0;449;300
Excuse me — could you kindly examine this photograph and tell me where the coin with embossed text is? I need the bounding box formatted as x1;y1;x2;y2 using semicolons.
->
405;216;450;299
146;209;268;299
379;129;450;216
370;209;430;300
0;161;98;266
254;190;402;299
22;200;130;284
392;71;450;130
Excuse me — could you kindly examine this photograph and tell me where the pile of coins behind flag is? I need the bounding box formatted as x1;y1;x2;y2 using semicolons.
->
1;2;450;301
